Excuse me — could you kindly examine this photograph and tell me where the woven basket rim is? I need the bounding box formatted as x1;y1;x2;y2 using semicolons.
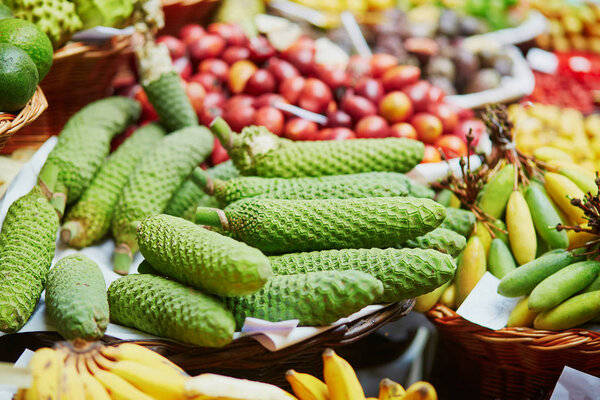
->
53;35;132;60
0;86;48;140
427;303;600;352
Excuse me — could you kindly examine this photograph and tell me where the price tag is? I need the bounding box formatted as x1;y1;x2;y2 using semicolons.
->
550;366;600;400
456;272;522;330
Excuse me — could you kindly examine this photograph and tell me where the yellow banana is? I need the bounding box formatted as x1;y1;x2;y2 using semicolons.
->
548;160;595;179
401;381;437;400
58;355;85;400
185;373;297;399
93;352;187;400
558;169;598;195
100;343;186;374
286;369;329;400
533;146;573;162
506;190;537;265
545;172;586;224
77;355;111;400
455;236;486;307
378;378;405;399
322;348;365;400
440;283;456;309
25;347;62;400
85;355;155;400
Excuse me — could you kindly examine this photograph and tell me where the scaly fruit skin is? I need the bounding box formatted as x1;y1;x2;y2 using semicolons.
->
38;97;141;215
0;186;59;333
506;190;537;265
439;208;476;237
286;370;330;400
111;125;213;274
223;271;383;328
108;274;235;347
322;348;365;400
61;123;166;248
212;118;424;177
404;228;466;257
137;214;272;297
144;71;198;132
165;160;239;221
199;197;446;254
270;248;456;303
45;254;109;340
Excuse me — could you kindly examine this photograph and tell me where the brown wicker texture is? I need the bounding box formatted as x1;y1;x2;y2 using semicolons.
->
0;87;48;152
427;304;600;400
1;36;133;154
1;300;413;388
160;0;221;36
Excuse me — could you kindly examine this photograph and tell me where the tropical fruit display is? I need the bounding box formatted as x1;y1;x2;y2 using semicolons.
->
415;106;600;330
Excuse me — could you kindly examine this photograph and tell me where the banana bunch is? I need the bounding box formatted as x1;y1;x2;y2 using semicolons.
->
286;348;437;400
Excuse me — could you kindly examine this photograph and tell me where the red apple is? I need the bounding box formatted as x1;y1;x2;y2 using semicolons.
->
341;95;377;121
222;46;250;64
454;119;485;146
133;86;158;121
355;115;390;138
402;80;432;112
254;93;288;109
245;69;277;95
223;105;255;132
225;94;254;110
282;42;315;75
284;118;318;141
173;57;192;80
427;85;445;104
248;36;276;63
207;22;246;46
347;55;371;82
314;64;348;90
157;35;186;59
179;24;204;44
370;53;398;78
379;91;413;123
326;110;353;128
314;128;332;141
411;113;443;143
199;59;229;81
435;135;468;158
298;78;333;114
280;76;305;104
389;122;418;139
266;57;300;82
190;72;222;92
382;65;421;92
185;81;205;114
427;103;458;134
199;105;222;126
211;137;230;165
254;106;285;135
187;34;225;62
327;127;356;140
354;77;384;104
203;91;226;109
422;145;442;163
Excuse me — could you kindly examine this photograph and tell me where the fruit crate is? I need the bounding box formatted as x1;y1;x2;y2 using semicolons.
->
0;300;413;389
0;35;132;154
0;86;47;153
427;304;600;400
160;0;222;36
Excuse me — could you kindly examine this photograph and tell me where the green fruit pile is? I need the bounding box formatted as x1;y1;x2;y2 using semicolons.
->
0;15;52;112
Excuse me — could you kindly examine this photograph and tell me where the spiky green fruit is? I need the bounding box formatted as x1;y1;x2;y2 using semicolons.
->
37;97;141;217
61;123;166;248
270;248;456;303
165;160;239;221
108;274;235;347
111;125;213;274
439;207;476;237
404;228;467;257
196;197;446;254
6;0;83;48
137;214;271;296
223;271;383;328
211;118;424;177
0;186;59;333
45;254;108;340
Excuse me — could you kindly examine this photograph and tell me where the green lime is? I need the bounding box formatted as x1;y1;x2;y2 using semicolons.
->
0;4;12;20
0;17;53;81
0;42;38;112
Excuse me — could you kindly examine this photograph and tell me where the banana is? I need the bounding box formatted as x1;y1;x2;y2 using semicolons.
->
378;378;405;399
322;349;365;400
100;343;186;374
185;373;297;399
401;381;437;400
558;169;598;195
286;369;329;400
506;190;537;265
545;172;586;224
58;355;85;400
25;347;63;400
76;356;111;400
85;355;155;400
93;352;187;400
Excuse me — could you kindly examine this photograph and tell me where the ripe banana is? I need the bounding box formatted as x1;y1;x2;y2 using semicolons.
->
185;373;297;399
25;347;63;400
76;356;111;400
286;369;329;400
545;172;586;224
85;354;155;400
58;354;86;400
323;348;365;400
378;378;405;399
100;342;185;374
401;381;437;400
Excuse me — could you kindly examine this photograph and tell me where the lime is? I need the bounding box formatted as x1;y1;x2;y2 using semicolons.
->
0;43;38;112
0;17;53;81
0;4;12;20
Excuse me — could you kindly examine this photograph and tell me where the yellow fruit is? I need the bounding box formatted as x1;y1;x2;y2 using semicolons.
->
585;114;600;137
548;160;595;179
473;221;491;256
533;147;573;163
507;297;539;327
414;282;450;313
456;236;487;307
286;370;329;400
440;283;456;309
402;381;437;400
185;374;297;399
378;378;405;399
323;349;365;400
567;229;597;250
506;190;537;265
545;172;587;224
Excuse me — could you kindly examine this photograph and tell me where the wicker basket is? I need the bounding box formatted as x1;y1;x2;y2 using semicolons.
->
160;0;221;36
0;35;133;154
427;304;600;400
0;87;48;153
0;300;413;389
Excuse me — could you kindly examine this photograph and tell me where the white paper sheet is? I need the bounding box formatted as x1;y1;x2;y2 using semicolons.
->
0;350;34;400
549;366;600;400
456;272;522;330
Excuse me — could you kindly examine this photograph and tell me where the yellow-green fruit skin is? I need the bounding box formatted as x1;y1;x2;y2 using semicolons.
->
218;197;446;254
524;184;568;249
108;274;235;347
506;190;537;265
414;281;450;313
45;254;108;340
455;236;487;307
0;186;59;332
62;123;166;248
137;214;272;297
545;172;586;224
507;296;538;327
439;207;476;237
534;291;600;330
477;164;514;219
487;238;517;279
404;228;466;257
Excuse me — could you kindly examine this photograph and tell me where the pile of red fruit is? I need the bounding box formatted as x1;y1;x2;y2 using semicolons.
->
119;21;486;165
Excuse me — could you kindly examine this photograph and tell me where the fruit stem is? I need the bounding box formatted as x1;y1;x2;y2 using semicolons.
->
210;117;235;151
114;244;133;275
191;167;214;195
195;207;228;230
60;221;81;245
